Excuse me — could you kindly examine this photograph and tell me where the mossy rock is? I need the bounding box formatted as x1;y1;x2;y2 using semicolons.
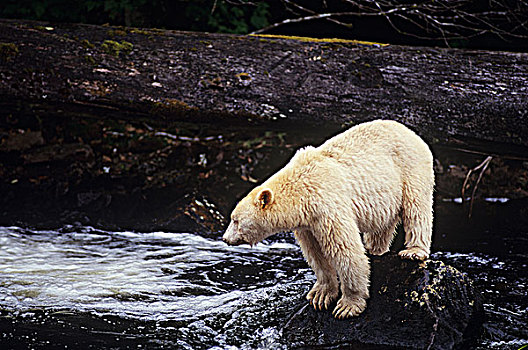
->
282;254;484;350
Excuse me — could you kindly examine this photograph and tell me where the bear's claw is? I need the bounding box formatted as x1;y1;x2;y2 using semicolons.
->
332;296;366;319
307;282;338;311
398;246;429;260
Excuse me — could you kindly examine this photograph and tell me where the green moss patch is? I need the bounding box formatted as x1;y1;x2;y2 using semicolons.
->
101;40;133;57
0;42;19;62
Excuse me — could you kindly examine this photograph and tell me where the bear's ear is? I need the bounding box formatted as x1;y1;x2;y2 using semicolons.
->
256;188;274;210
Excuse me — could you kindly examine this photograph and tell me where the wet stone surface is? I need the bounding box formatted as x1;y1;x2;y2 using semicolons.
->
283;256;483;350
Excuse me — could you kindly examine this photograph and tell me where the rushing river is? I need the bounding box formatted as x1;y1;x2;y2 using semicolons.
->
0;201;527;349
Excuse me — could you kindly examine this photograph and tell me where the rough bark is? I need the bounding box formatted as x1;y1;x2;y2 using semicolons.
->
0;19;527;157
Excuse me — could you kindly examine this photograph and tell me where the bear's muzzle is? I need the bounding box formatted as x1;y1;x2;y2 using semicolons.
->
222;236;246;246
222;221;247;246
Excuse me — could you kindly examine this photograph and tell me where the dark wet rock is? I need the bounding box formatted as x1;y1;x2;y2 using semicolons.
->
174;253;484;349
282;254;484;350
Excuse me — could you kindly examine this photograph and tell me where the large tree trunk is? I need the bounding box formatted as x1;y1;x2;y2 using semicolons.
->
1;19;527;156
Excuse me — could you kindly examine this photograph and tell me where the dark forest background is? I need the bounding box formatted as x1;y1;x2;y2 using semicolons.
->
1;0;527;52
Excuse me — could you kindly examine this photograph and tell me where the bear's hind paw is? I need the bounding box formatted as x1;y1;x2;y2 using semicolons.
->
332;296;366;319
366;246;390;256
398;246;429;260
307;282;338;311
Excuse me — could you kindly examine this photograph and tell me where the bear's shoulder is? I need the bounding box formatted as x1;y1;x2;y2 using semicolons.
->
291;146;317;164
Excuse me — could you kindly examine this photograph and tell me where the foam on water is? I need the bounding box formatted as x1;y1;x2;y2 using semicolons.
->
0;227;301;322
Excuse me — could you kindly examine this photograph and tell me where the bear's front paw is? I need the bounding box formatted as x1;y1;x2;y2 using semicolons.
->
306;282;338;311
332;296;367;319
398;246;429;260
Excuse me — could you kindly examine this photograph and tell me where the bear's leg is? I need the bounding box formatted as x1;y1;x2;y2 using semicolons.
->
320;222;370;319
363;219;398;256
295;229;338;311
399;176;433;261
332;250;370;319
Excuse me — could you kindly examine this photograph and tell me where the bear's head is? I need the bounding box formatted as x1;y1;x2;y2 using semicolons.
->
222;186;277;246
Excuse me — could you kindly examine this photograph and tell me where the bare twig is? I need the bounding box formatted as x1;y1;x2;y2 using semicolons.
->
435;145;528;162
281;0;353;29
211;0;218;15
461;156;493;218
252;13;342;34
251;9;404;34
257;0;528;46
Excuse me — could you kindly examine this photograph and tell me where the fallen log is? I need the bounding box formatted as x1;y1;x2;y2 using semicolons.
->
0;19;527;157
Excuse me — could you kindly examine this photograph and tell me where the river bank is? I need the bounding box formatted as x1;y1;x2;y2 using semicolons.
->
1;117;527;233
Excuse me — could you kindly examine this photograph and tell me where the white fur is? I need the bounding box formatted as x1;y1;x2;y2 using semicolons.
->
223;120;434;318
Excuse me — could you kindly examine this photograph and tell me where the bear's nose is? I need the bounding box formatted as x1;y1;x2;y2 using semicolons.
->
222;236;232;245
223;236;243;246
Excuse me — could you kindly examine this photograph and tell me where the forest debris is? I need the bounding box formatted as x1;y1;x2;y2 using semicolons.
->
22;143;94;164
0;130;44;151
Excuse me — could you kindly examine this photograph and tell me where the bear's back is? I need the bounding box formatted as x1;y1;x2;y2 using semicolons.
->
319;120;432;172
261;120;433;231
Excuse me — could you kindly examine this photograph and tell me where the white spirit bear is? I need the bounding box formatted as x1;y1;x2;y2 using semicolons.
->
223;120;434;319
